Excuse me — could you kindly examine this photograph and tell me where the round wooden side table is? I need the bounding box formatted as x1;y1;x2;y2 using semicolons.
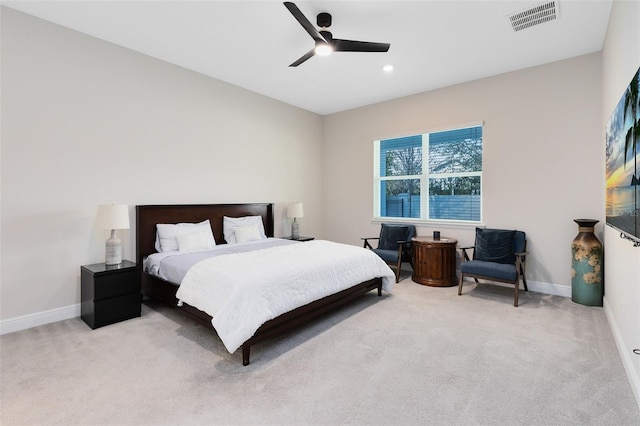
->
411;236;458;287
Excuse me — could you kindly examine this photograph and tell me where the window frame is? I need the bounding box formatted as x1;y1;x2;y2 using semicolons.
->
373;122;484;226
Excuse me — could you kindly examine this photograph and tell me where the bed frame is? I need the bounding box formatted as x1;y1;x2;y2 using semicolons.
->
136;203;382;365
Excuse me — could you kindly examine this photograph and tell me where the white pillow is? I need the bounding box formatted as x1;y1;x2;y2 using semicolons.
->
155;220;216;252
233;224;261;243
223;216;266;244
176;230;215;252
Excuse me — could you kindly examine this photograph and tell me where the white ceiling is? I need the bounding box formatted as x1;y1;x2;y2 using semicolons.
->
2;0;613;115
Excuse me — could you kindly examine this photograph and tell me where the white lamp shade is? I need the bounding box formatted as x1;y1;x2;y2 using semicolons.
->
287;202;304;219
96;204;130;230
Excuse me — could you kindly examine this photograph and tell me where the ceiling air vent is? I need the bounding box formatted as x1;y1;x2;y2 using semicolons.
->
508;1;558;32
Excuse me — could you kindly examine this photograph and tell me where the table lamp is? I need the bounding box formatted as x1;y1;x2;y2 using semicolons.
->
287;202;304;240
96;203;130;265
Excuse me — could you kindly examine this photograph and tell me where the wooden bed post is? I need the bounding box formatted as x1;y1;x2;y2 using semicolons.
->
242;345;251;366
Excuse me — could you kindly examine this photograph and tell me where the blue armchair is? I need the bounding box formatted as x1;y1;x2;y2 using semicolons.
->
362;224;416;283
458;228;528;307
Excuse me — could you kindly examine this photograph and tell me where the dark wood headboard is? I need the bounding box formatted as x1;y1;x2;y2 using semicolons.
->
135;203;274;266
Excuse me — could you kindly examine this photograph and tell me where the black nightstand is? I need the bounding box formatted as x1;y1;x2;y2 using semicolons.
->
81;260;141;329
285;236;315;242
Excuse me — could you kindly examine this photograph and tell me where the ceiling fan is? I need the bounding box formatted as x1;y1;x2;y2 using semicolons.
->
283;1;391;67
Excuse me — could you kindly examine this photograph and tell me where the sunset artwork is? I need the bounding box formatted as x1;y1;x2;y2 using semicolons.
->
605;67;640;242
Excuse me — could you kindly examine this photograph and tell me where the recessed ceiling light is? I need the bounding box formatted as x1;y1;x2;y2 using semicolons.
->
383;64;394;72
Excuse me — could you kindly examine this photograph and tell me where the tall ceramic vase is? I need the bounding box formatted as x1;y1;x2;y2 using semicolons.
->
571;219;603;306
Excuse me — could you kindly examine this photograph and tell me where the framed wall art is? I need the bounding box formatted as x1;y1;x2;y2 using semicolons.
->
606;67;640;245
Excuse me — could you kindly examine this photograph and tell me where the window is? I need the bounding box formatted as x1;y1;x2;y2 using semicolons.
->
374;124;483;223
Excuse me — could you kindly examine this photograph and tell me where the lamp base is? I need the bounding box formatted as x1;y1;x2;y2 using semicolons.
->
291;220;300;240
105;230;122;265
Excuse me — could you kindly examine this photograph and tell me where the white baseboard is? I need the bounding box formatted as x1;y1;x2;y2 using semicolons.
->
603;298;640;410
0;304;80;335
526;280;571;298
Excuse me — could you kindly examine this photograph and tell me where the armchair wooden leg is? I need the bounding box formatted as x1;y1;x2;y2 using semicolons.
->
395;259;401;283
514;281;520;307
458;273;464;295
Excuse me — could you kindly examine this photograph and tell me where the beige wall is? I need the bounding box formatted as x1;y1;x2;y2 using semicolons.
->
323;52;602;294
0;8;324;320
602;0;640;406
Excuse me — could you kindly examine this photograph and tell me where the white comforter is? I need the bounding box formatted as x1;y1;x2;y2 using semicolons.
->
176;240;396;353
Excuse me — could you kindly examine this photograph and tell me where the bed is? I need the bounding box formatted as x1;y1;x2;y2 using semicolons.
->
136;203;395;365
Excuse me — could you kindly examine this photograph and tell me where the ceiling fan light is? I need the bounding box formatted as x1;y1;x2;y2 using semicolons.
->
315;42;333;56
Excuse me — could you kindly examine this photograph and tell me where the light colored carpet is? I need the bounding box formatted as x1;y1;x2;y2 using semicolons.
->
1;278;639;425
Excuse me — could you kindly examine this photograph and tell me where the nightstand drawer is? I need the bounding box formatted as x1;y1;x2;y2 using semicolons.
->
81;263;140;301
85;293;142;329
93;271;139;300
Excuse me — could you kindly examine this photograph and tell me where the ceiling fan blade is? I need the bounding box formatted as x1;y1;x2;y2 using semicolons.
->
333;39;390;53
289;48;316;67
284;2;325;43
